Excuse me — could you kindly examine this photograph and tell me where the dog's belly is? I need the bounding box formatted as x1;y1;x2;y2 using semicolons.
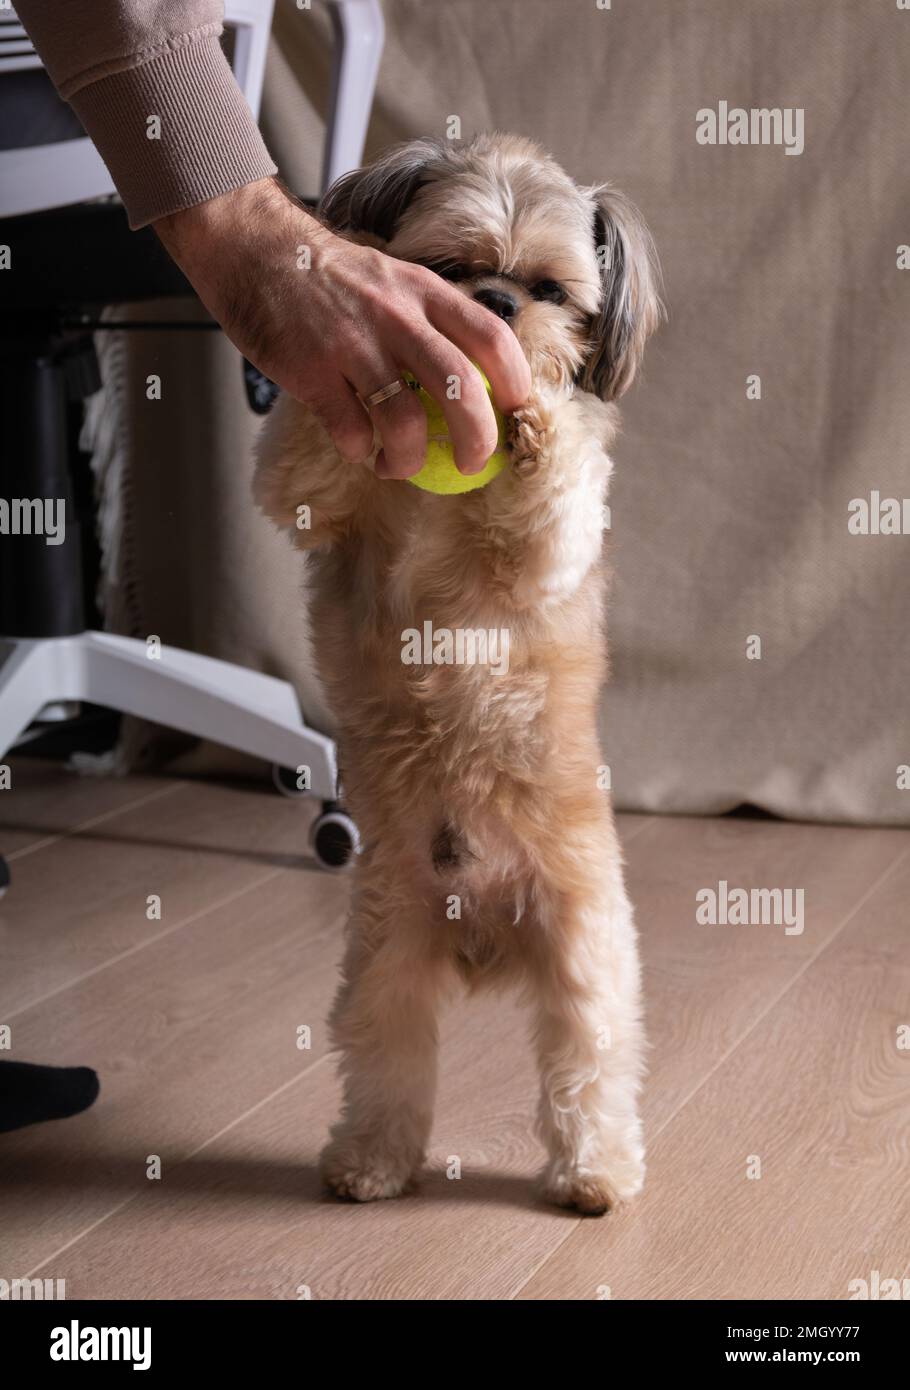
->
437;871;528;984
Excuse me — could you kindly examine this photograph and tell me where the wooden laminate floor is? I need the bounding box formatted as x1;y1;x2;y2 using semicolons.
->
1;759;907;1300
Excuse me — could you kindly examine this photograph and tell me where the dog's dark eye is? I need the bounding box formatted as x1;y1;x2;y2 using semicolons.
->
439;264;472;282
530;279;567;304
420;261;471;282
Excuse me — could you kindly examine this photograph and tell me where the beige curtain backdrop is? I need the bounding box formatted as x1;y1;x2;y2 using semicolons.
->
91;0;910;824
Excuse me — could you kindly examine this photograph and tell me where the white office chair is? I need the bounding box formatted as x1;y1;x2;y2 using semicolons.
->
0;1;385;882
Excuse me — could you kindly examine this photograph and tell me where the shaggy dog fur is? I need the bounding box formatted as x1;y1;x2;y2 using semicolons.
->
255;133;661;1215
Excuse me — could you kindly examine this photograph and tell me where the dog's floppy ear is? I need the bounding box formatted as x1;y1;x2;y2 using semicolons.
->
319;138;445;243
579;186;662;401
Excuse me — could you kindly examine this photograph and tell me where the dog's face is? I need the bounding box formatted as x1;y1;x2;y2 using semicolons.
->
320;132;660;399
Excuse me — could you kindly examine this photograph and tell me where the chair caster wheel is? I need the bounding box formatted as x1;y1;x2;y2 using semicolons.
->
271;763;311;798
0;856;9;900
309;805;360;871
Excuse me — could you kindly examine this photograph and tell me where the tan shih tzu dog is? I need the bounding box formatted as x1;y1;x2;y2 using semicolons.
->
255;133;660;1215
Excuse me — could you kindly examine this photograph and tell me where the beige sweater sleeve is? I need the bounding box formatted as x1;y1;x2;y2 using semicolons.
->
14;0;277;229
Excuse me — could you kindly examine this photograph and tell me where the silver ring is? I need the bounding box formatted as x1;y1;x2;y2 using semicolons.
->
363;378;405;409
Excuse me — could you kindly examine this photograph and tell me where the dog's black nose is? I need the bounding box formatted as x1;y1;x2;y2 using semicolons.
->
473;287;517;321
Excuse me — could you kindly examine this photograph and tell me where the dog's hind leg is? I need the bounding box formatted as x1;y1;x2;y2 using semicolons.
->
320;882;452;1203
528;856;646;1216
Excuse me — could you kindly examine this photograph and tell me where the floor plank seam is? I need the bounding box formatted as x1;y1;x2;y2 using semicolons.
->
5;779;183;865
6;862;290;1021
617;815;658;847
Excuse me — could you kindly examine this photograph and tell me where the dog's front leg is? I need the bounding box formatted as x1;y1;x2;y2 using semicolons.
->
532;859;645;1215
321;894;448;1202
479;388;616;608
253;394;374;550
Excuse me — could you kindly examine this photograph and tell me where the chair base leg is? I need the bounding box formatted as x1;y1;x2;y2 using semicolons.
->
0;632;338;801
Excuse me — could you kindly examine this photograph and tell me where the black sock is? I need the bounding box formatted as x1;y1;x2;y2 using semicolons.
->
0;1060;100;1133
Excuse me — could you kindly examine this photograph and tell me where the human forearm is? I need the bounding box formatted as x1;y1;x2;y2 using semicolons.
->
14;0;276;227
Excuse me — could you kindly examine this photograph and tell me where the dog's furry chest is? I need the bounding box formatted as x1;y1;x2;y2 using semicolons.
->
353;531;551;744
351;509;552;714
310;507;606;810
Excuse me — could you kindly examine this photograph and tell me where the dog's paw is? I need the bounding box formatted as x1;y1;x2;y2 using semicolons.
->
541;1150;645;1217
506;395;556;475
320;1138;419;1204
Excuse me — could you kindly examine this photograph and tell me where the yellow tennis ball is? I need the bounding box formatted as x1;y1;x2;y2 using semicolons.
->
404;368;508;495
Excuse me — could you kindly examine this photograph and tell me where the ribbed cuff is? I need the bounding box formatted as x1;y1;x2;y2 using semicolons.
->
68;34;278;229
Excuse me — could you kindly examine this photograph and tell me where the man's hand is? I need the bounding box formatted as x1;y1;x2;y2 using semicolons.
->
154;177;530;479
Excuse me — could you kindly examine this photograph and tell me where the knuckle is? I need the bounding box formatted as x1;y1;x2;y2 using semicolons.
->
455;400;498;458
387;299;425;337
456;361;487;401
412;339;470;396
357;245;387;280
406;262;437;296
443;352;476;392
